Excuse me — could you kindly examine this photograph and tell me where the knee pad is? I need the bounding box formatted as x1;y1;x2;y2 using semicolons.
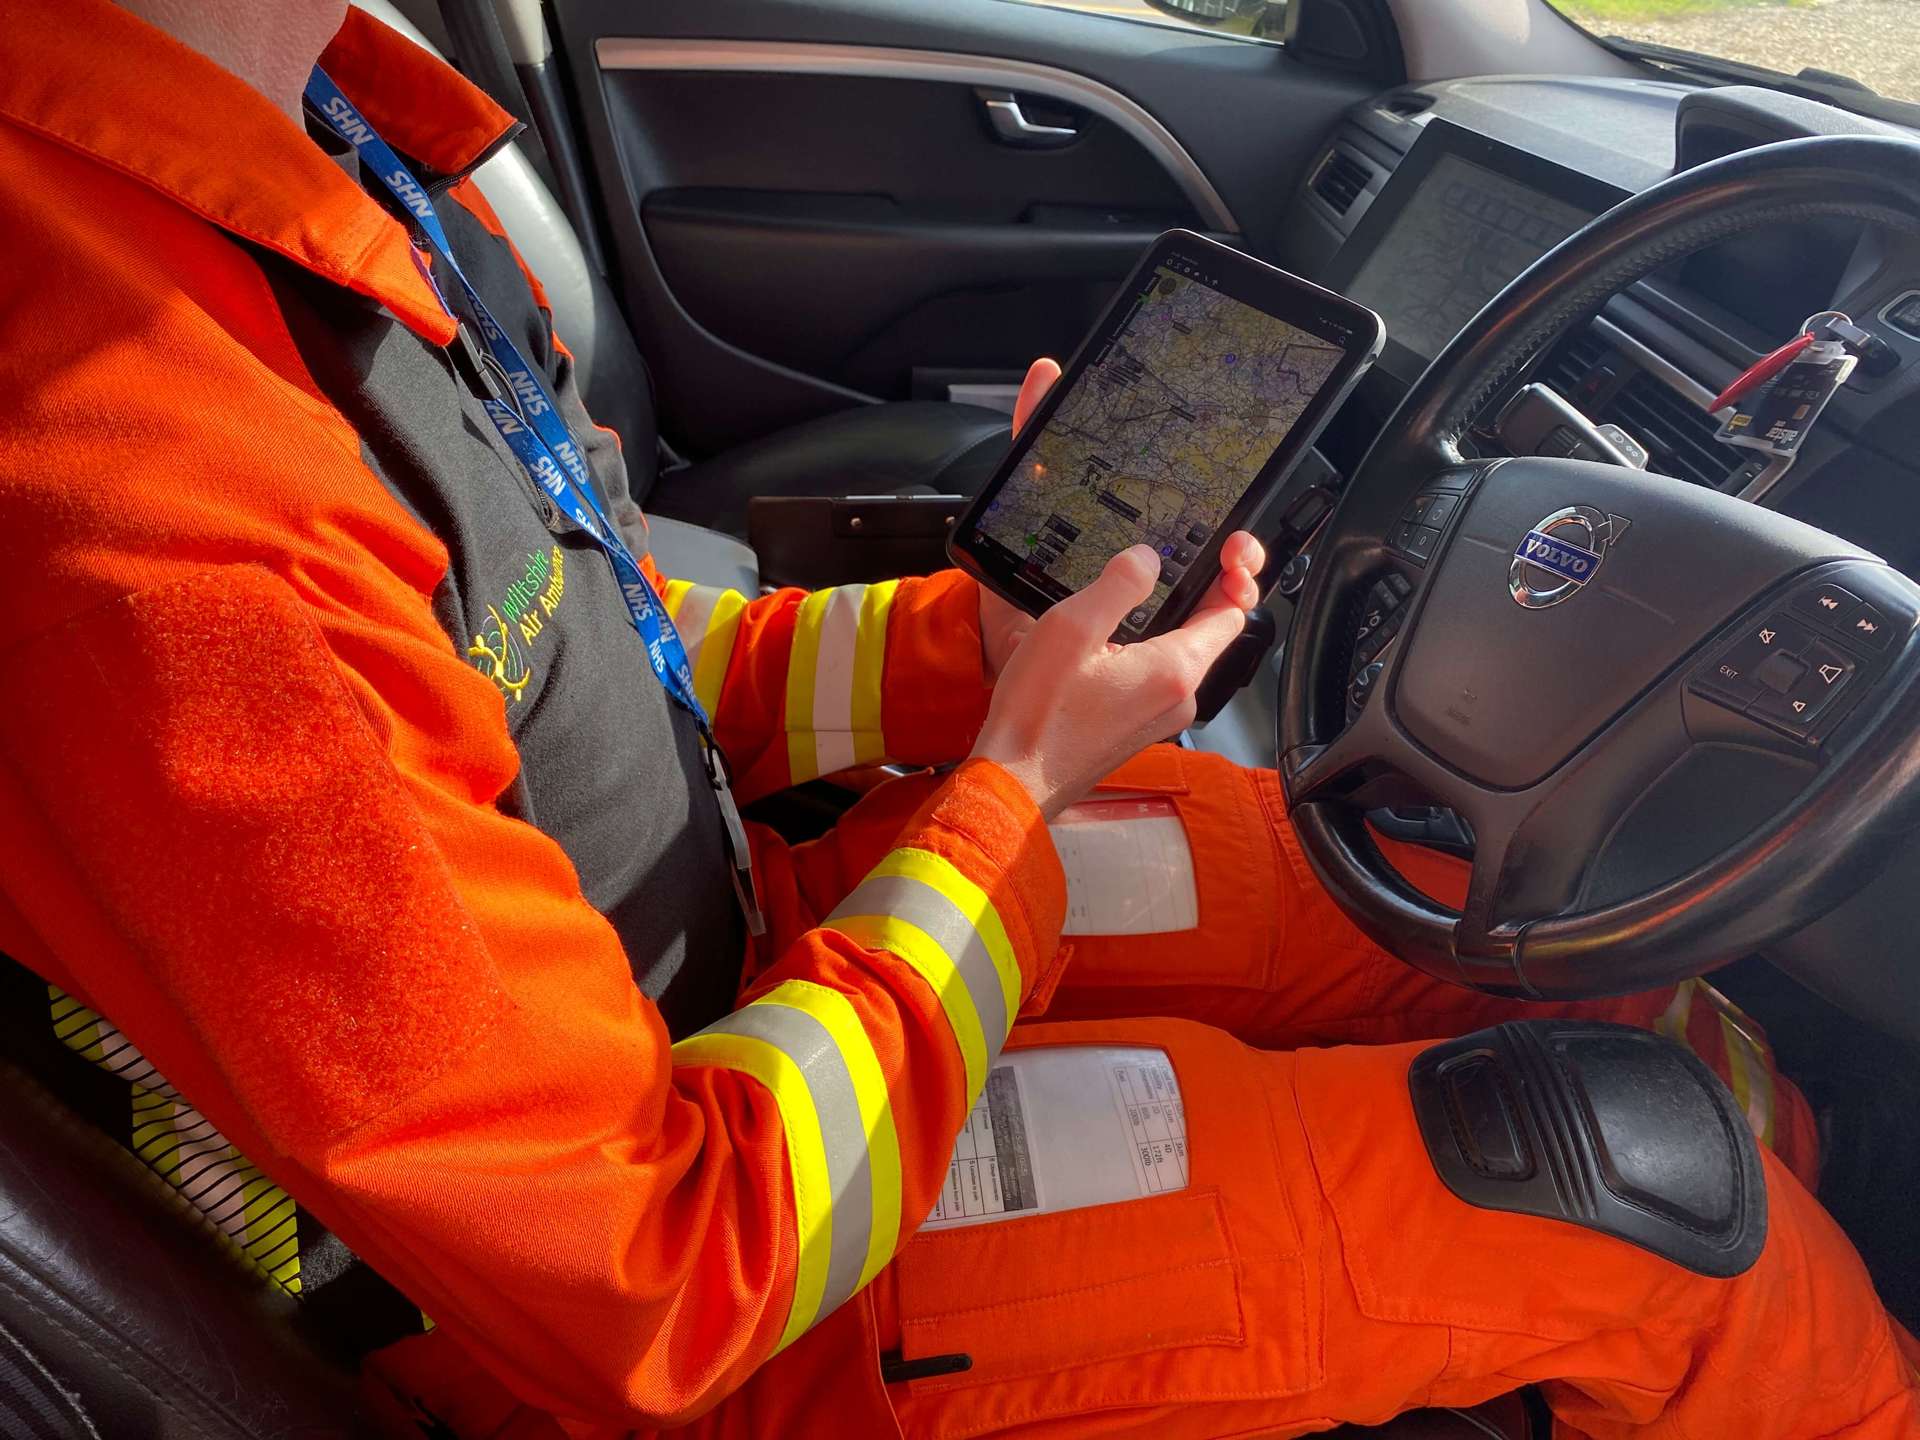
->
1409;1020;1766;1277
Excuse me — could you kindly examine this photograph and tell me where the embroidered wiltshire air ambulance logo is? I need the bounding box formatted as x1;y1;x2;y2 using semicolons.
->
468;546;567;701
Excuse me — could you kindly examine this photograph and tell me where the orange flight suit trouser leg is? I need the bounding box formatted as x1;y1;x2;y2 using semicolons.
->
740;745;1917;1440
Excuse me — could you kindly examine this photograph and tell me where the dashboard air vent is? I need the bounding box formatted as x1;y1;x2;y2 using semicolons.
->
1379;93;1435;121
1540;326;1744;490
1540;329;1609;399
1311;148;1374;217
1605;373;1744;490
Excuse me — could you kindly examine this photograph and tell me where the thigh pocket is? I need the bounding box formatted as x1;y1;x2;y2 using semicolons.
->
890;1023;1318;1414
1057;748;1283;990
893;1186;1242;1390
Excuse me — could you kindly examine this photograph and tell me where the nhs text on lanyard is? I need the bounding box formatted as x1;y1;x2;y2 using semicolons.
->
305;67;763;933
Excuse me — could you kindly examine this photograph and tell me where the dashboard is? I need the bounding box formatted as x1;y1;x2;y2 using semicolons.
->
1270;74;1920;579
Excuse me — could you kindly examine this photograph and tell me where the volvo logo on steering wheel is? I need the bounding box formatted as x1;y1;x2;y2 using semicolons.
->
1508;505;1632;609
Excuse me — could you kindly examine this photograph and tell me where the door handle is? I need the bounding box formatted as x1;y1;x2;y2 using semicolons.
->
976;89;1080;149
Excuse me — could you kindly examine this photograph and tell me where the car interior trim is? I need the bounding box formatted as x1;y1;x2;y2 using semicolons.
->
1589;314;1719;410
591;37;1241;234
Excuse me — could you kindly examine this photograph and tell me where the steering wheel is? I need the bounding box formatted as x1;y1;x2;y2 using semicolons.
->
1281;135;1920;1001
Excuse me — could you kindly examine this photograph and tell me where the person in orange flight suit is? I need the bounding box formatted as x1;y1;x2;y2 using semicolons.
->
0;2;1914;1437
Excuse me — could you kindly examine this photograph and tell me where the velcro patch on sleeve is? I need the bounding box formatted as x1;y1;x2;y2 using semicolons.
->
0;565;511;1148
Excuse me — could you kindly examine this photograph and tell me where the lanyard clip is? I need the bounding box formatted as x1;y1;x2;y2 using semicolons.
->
706;744;765;937
451;320;508;404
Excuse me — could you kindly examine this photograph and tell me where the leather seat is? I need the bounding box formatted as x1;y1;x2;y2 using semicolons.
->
0;1062;365;1438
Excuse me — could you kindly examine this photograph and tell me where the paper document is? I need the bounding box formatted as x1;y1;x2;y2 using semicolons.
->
919;1046;1189;1231
1051;796;1199;935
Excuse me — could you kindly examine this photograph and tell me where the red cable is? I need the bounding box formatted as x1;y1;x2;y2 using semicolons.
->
1709;331;1815;414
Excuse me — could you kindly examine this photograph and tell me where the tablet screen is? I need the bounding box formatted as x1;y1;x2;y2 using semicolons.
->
974;262;1349;631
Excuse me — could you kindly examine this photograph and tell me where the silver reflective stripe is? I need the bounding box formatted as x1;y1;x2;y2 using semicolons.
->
810;584;866;777
830;874;1010;1052
700;1003;873;1320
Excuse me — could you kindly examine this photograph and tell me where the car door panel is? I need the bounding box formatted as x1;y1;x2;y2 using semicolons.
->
549;0;1382;454
643;192;1175;398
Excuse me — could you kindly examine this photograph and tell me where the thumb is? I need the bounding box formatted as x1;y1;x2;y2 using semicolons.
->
1012;358;1062;437
1049;544;1159;643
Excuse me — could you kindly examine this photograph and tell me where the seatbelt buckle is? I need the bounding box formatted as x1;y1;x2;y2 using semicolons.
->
706;745;766;937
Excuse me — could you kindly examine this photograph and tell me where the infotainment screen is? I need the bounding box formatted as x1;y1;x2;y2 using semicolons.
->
1326;120;1628;382
1346;154;1592;362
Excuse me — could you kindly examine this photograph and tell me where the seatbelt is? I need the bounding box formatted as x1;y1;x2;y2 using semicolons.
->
0;958;428;1363
306;66;764;934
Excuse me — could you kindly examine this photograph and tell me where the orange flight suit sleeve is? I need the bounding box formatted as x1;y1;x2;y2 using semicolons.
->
0;563;1064;1427
646;556;995;803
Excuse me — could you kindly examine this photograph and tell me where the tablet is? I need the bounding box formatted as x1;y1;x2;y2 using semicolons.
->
948;230;1382;639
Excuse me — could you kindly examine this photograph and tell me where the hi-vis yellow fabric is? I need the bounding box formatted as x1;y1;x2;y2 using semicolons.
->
648;562;994;803
50;986;303;1294
673;839;1022;1350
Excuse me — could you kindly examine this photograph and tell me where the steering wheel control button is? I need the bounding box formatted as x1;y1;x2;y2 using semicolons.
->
1402;494;1435;524
1405;525;1442;561
1791;583;1861;626
1690;614;1811;710
1692;662;1759;709
1749;637;1857;735
1349;576;1411;688
1801;641;1855;690
1846;603;1892;649
1357;611;1403;667
1348;660;1384;713
1753;650;1807;695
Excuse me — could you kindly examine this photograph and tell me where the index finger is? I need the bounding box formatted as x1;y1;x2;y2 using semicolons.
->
1135;596;1249;685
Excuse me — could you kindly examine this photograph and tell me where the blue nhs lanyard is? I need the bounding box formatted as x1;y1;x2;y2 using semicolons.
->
305;67;762;932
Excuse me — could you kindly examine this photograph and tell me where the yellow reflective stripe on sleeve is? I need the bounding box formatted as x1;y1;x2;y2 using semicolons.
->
661;577;693;621
823;912;991;1103
694;589;746;719
1656;979;1777;1152
861;847;1021;1028
660;582;747;718
1718;1012;1776;1149
672;1029;834;1352
850;581;897;765
786;589;830;783
1655;978;1696;1045
755;979;902;1290
787;583;896;780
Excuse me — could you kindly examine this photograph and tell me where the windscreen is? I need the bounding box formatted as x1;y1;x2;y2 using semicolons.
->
976;263;1346;633
1347;153;1591;363
1544;0;1916;106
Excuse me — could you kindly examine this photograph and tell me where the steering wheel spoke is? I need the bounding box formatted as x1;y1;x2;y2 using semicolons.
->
1456;692;1695;945
1281;704;1389;806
